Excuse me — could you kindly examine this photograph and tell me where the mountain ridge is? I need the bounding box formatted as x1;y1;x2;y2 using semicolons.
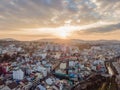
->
0;38;120;43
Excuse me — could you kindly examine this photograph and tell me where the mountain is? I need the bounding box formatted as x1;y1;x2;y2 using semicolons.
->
0;38;18;41
0;38;120;44
36;39;120;44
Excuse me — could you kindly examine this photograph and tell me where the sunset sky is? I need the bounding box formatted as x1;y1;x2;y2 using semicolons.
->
0;0;120;41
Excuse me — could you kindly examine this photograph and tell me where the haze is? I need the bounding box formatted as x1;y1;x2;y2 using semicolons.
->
0;0;120;41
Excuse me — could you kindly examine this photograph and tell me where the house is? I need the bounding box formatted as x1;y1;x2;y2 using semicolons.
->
1;82;18;90
0;80;4;89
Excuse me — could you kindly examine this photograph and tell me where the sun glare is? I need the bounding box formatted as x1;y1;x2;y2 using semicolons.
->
59;31;68;39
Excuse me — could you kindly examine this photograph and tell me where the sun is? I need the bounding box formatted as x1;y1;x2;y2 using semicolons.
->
58;30;69;39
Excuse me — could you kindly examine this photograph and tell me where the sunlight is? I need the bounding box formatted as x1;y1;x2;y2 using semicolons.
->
21;21;117;40
58;30;68;39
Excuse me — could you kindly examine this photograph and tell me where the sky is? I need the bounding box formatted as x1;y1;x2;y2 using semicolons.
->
0;0;120;41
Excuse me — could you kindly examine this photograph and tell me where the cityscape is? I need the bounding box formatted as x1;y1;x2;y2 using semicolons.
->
0;0;120;90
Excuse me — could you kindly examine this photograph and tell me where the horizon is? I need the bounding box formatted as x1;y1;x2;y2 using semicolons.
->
1;37;120;42
0;0;120;40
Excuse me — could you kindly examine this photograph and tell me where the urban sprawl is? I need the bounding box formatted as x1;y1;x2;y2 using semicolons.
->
0;40;120;90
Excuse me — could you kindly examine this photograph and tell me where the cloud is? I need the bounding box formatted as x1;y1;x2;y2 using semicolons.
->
70;23;120;40
0;0;120;40
93;0;120;21
0;0;101;30
82;22;120;33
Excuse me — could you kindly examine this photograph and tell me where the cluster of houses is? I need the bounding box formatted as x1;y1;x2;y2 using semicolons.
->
0;41;120;90
113;58;120;89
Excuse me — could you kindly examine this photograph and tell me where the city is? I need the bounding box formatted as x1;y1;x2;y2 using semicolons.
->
0;0;120;90
0;39;120;90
